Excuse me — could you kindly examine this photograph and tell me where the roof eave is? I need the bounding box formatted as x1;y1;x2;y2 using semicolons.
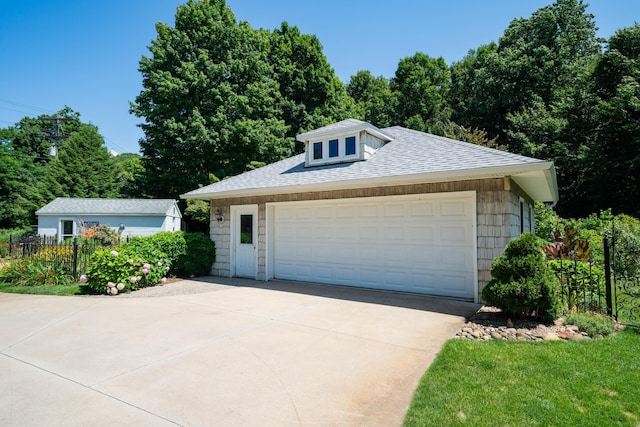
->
181;162;558;202
296;123;393;143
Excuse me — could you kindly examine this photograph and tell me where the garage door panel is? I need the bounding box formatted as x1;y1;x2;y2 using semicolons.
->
441;226;467;243
441;200;467;216
384;226;405;241
358;204;378;217
273;193;475;299
410;201;433;216
383;204;405;217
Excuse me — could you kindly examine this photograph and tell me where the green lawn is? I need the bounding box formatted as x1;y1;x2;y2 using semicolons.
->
404;329;640;426
0;282;87;296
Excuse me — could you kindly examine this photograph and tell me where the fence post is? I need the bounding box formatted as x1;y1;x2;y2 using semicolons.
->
604;236;613;318
72;237;79;279
9;234;12;257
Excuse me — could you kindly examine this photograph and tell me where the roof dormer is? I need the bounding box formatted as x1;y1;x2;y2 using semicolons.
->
297;119;393;167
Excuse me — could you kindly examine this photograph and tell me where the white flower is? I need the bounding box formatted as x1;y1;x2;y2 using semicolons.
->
116;283;124;290
106;287;111;294
161;277;167;283
111;250;119;257
107;282;115;288
157;262;163;267
111;287;119;295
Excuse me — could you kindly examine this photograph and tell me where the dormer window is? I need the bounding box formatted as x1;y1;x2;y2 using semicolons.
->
313;142;323;160
345;136;356;156
329;139;339;157
297;119;394;167
307;134;360;166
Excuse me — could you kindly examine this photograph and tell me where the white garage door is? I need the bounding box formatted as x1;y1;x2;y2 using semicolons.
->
272;192;476;299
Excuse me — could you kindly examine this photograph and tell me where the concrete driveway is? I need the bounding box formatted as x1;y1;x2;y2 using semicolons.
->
0;278;479;426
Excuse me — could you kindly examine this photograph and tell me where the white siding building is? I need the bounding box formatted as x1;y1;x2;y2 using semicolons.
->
36;198;182;241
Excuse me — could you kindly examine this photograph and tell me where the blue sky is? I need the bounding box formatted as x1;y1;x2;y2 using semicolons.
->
1;0;638;154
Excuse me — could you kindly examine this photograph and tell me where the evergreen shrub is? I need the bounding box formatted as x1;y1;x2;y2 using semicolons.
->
482;233;562;322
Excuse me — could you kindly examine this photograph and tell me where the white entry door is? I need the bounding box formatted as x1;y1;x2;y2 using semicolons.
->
233;205;258;278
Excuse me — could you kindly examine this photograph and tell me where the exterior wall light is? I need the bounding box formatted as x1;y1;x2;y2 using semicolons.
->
215;209;224;223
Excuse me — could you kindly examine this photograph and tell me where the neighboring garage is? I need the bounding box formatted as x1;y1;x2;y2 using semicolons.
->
181;119;559;302
270;193;476;299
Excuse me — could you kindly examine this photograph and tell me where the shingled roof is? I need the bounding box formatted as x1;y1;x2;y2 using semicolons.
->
181;124;558;202
36;198;181;217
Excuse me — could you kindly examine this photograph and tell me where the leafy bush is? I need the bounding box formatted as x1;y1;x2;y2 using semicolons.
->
173;232;215;277
122;232;186;269
83;247;170;294
482;233;562;322
564;312;616;337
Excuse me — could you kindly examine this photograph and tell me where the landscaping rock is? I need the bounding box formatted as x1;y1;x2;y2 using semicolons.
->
455;306;595;342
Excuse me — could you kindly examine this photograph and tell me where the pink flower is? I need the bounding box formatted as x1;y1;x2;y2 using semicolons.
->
157;262;163;267
165;266;170;271
111;250;119;257
130;276;138;283
161;277;167;283
79;275;88;283
142;268;149;275
143;263;151;270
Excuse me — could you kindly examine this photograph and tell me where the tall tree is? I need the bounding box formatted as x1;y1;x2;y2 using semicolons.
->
585;25;640;216
114;153;146;198
131;0;294;198
452;0;600;145
391;52;451;132
44;124;120;199
347;70;397;128
448;0;602;216
0;139;43;228
0;108;120;228
269;22;358;146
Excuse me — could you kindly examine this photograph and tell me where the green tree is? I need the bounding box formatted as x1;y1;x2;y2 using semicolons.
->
0;108;118;228
114;153;146;198
44;124;120;198
347;70;397;128
131;0;294;198
391;52;451;132
448;0;602;217
0;141;44;228
585;25;640;216
269;22;359;147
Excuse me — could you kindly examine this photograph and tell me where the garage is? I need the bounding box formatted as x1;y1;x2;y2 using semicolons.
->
270;192;477;299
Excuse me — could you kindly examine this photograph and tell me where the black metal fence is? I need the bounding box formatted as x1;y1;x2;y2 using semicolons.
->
549;252;607;314
5;235;112;279
545;227;639;327
604;231;640;327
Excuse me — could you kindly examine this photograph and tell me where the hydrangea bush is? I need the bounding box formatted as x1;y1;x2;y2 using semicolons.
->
83;248;169;295
82;231;214;295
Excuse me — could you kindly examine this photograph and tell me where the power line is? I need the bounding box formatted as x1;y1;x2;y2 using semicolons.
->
0;98;54;115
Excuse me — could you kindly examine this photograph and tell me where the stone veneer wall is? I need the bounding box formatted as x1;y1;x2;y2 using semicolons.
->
208;177;532;301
